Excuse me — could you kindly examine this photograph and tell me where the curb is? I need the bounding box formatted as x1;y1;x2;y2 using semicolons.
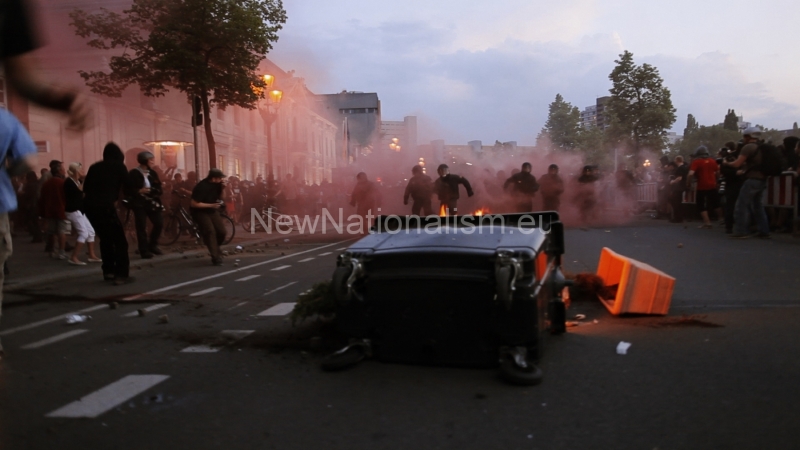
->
3;231;306;293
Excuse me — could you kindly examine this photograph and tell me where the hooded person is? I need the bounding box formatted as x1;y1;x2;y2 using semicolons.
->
434;164;473;215
403;165;433;216
83;142;133;284
503;162;539;213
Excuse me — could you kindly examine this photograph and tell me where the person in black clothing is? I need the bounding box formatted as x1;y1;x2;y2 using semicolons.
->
191;168;227;266
538;164;564;212
573;165;600;225
719;141;741;233
83;142;132;284
434;164;473;215
503;162;539;213
668;155;689;223
403;165;433;216
127;151;164;258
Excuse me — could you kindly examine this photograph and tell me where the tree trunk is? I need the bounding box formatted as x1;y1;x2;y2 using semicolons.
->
202;93;216;170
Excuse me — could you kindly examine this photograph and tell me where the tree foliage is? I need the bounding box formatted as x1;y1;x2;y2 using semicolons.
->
723;109;739;131
684;114;698;138
70;0;287;168
542;94;581;151
606;51;676;157
669;124;740;158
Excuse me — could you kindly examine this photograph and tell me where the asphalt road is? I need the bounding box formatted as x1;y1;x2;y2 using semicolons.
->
1;220;799;449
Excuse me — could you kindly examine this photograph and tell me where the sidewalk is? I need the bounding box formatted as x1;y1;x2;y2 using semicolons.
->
2;228;312;294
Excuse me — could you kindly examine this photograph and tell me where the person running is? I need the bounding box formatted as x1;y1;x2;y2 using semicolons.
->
63;162;101;265
435;164;473;215
191;168;228;266
403;165;433;216
503;162;539;213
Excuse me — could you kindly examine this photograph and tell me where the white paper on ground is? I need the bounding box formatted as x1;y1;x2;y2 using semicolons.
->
616;341;632;355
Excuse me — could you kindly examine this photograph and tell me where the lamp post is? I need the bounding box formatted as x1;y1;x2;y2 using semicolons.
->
257;74;283;203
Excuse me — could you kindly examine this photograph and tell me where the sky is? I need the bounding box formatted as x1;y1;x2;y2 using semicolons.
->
268;0;800;146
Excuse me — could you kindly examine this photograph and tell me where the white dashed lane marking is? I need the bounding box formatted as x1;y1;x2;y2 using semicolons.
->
271;265;291;271
235;275;260;282
181;330;255;353
0;304;108;336
298;258;315;263
189;287;223;297
318;252;332;256
257;303;296;316
46;375;170;419
21;329;89;350
263;282;297;297
336;247;347;251
122;304;171;317
227;302;248;311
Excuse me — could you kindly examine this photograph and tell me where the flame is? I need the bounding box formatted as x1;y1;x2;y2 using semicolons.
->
439;204;447;217
473;207;490;216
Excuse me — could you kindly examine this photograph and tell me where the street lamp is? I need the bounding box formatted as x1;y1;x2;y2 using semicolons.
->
257;74;283;202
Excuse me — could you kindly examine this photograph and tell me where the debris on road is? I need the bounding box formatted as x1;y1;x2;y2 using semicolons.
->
108;302;119;310
573;314;586;321
616;341;632;355
65;314;91;324
157;314;169;324
677;243;684;248
137;309;147;317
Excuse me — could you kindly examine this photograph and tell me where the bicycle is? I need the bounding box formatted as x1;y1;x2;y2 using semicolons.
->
159;191;236;246
241;200;294;233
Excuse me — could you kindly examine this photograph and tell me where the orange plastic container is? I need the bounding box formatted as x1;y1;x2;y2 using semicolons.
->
595;247;675;315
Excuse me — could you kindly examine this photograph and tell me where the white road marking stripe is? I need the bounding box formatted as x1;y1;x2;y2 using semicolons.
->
181;345;219;353
336;247;347;250
257;302;296;316
262;282;297;297
0;304;108;337
122;303;171;317
236;275;260;282
271;265;290;271
121;240;353;301
46;375;170;418
318;252;332;256
180;330;255;353
227;302;249;311
189;287;223;297
298;257;315;262
21;329;89;350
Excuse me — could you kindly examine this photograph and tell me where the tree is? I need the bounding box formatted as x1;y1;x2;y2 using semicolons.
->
684;114;698;138
541;94;581;151
70;0;287;169
606;51;676;159
574;125;609;166
669;124;740;158
723;109;739;131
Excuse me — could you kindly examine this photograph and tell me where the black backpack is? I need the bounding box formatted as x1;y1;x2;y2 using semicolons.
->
755;142;787;176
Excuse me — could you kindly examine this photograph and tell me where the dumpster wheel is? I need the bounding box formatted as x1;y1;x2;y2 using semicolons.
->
499;349;543;386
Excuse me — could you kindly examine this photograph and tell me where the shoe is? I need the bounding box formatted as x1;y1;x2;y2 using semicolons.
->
113;276;136;285
140;252;154;259
68;260;87;266
87;257;103;263
212;258;224;266
149;247;163;256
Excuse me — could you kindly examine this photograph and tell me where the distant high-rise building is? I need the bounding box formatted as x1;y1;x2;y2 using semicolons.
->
380;116;417;155
580;105;597;128
579;96;611;130
315;92;381;163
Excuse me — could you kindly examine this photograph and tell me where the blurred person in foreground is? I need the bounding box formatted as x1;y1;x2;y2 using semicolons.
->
0;0;93;359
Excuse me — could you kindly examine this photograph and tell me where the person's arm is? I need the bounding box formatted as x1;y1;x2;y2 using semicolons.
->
461;176;474;197
725;154;747;169
190;199;222;209
403;181;411;205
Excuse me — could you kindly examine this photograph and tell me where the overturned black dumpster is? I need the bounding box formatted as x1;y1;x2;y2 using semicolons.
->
323;212;569;385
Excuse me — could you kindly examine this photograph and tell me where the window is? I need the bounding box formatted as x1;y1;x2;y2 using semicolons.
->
251;161;257;180
218;155;225;171
233;107;241;126
234;158;241;177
